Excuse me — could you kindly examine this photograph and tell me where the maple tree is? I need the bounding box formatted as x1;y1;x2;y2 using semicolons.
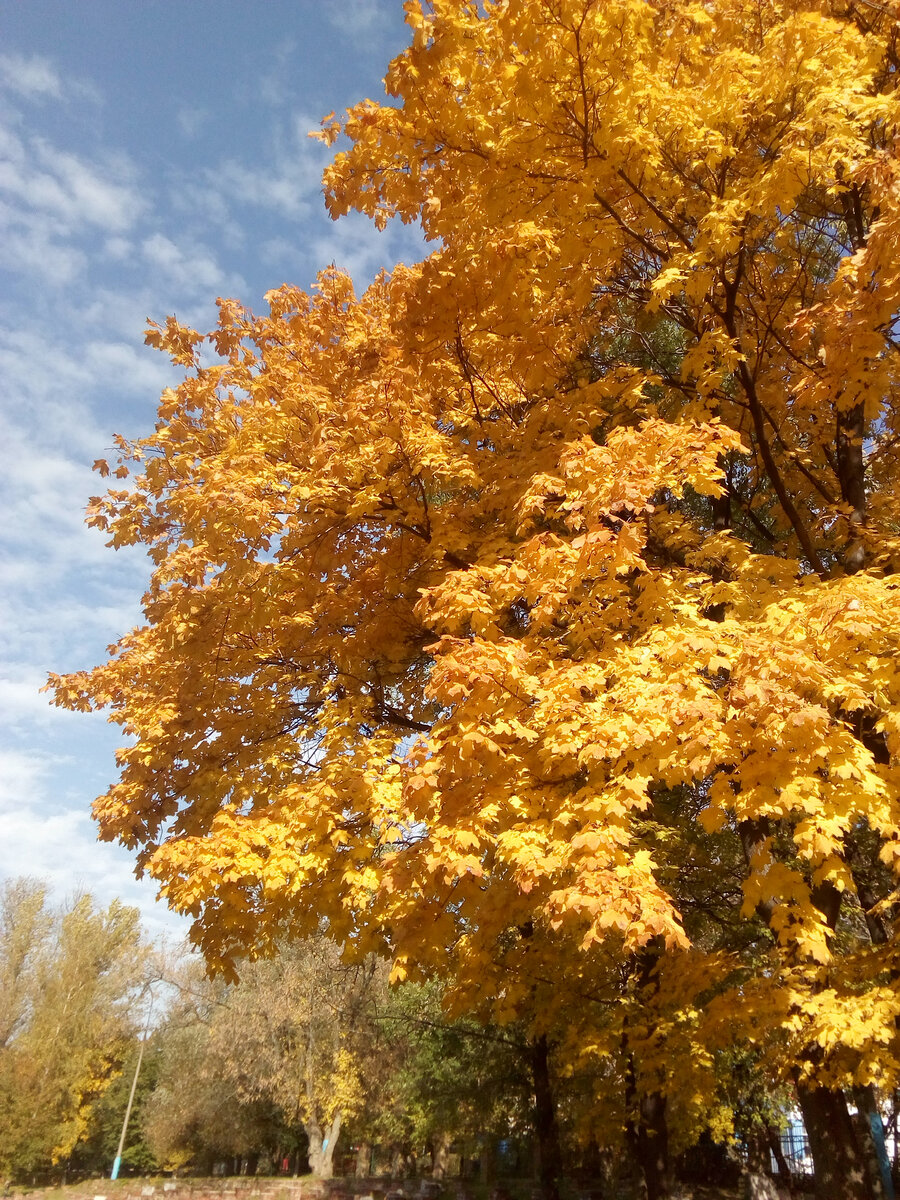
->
51;1;900;1197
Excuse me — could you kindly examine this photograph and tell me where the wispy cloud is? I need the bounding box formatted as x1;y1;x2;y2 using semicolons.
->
259;38;299;108
176;104;210;139
204;152;322;222
0;53;62;100
0;201;87;283
0;128;143;233
171;108;328;243
0;671;55;727
0;323;173;436
309;207;427;291
0;9;419;943
326;0;396;47
141;232;245;298
0;747;185;940
0;120;146;287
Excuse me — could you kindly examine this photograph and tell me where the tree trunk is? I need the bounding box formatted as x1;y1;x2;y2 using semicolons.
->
636;1089;671;1200
765;1124;791;1188
306;1112;342;1178
742;818;880;1200
796;1081;875;1200
355;1141;372;1177
479;1139;493;1185
623;942;672;1200
432;1131;453;1180
836;398;867;573
853;1085;894;1200
530;1033;563;1200
744;1131;788;1200
307;1123;325;1176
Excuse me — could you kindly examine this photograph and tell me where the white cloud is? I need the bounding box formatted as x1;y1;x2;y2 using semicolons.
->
0;747;186;942
0;426;134;549
259;235;310;280
172;177;245;246
259;38;299;108
85;336;189;394
103;235;132;260
0;120;145;284
0;321;175;427
176;105;209;139
0;410;150;676
309;207;427;291
209;154;321;221
0;13;421;954
33;138;143;231
0;129;142;233
0;201;87;282
141;232;244;298
0;53;62;100
326;0;394;45
174;111;327;236
0;671;56;726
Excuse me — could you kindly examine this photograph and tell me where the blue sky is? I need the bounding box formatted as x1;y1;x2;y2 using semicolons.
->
0;1;423;940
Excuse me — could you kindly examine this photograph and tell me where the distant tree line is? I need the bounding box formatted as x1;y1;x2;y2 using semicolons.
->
0;879;533;1188
6;878;899;1197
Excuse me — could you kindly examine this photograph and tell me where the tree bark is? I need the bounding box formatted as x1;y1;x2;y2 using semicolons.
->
741;818;881;1199
636;1089;671;1200
836;398;867;573
355;1141;372;1177
796;1081;875;1200
853;1085;894;1200
530;1033;563;1200
765;1125;791;1188
432;1131;453;1179
744;1131;788;1200
623;942;672;1200
306;1111;341;1178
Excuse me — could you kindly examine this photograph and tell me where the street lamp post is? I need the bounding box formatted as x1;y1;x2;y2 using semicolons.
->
111;994;153;1181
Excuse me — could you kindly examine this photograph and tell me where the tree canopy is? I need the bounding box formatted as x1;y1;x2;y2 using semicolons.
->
50;2;900;1197
0;882;147;1182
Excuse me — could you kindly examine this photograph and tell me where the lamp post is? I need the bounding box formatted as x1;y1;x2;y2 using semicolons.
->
111;992;153;1181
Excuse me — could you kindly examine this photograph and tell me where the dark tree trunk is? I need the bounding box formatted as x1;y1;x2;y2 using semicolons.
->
530;1033;563;1200
744;1131;788;1200
796;1081;876;1200
623;941;672;1200
741;817;880;1200
765;1124;791;1187
636;1089;671;1200
836;398;867;573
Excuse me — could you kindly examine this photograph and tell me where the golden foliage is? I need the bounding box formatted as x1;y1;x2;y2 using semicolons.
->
50;0;900;1132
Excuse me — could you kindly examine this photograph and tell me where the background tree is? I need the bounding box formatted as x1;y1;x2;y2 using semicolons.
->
210;940;376;1178
72;1040;162;1178
0;884;148;1183
0;879;48;1055
144;939;379;1177
358;980;532;1179
142;1018;295;1175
